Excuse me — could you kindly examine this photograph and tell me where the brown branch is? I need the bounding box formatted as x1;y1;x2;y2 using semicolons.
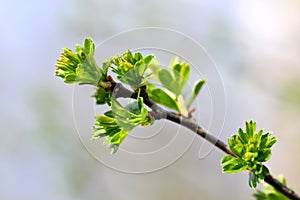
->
112;82;300;200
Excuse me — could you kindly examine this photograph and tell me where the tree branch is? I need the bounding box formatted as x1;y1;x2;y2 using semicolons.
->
112;82;300;200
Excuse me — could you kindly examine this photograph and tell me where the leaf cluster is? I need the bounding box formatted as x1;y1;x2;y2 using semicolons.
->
146;57;205;116
110;49;155;89
55;38;102;85
221;120;277;188
92;91;153;153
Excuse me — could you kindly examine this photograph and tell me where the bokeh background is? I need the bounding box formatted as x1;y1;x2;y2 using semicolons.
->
1;0;300;199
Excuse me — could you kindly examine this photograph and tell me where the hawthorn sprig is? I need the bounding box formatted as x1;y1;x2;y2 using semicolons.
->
55;38;299;200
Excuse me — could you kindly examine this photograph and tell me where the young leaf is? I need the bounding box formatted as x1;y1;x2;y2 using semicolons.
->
170;56;180;67
171;62;190;94
157;69;177;94
146;83;179;111
221;155;248;173
265;136;277;149
187;79;206;108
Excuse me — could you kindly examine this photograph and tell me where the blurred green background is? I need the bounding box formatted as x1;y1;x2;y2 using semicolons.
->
1;0;300;199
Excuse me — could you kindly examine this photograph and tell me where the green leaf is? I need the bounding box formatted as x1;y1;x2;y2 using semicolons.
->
83;37;94;54
157;69;176;92
265;136;277;148
143;54;155;65
156;60;191;96
187;79;206;108
221;155;248;174
238;128;248;144
148;58;160;76
170;57;190;82
55;38;102;85
246;120;256;138
170;56;180;67
146;83;179;111
172;63;190;93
